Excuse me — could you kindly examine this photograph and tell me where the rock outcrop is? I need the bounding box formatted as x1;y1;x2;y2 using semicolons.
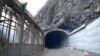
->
36;0;100;32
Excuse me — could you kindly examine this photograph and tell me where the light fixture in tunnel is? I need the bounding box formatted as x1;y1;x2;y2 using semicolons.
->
45;30;68;49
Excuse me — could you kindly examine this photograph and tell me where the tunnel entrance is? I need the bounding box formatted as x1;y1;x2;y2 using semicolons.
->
45;30;68;49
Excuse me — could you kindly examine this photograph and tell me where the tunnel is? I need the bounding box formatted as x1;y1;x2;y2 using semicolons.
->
45;30;68;49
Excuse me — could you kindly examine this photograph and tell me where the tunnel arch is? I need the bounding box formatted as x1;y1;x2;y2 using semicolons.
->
45;29;68;49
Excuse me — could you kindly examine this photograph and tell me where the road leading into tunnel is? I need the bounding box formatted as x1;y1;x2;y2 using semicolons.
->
41;47;100;56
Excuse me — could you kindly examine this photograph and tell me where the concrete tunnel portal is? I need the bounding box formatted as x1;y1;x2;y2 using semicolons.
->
45;30;68;49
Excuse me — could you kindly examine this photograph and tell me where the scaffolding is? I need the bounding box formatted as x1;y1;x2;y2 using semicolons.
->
0;0;44;56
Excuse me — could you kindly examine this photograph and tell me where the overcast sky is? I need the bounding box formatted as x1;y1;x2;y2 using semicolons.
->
19;0;48;16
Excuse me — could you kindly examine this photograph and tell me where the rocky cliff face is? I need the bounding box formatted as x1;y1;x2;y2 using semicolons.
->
36;0;100;32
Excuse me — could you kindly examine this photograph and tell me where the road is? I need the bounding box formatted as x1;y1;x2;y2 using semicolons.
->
41;47;100;56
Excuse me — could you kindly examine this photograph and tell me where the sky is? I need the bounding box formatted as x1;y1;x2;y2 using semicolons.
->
18;0;48;16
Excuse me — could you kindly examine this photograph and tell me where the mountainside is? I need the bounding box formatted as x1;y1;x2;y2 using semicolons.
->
35;0;100;32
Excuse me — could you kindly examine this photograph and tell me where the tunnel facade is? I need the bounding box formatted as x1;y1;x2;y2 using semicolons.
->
45;30;68;49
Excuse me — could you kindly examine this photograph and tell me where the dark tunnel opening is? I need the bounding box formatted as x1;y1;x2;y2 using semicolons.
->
45;30;68;49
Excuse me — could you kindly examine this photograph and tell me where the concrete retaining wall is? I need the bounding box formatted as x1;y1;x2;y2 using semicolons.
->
69;17;100;54
0;44;43;56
